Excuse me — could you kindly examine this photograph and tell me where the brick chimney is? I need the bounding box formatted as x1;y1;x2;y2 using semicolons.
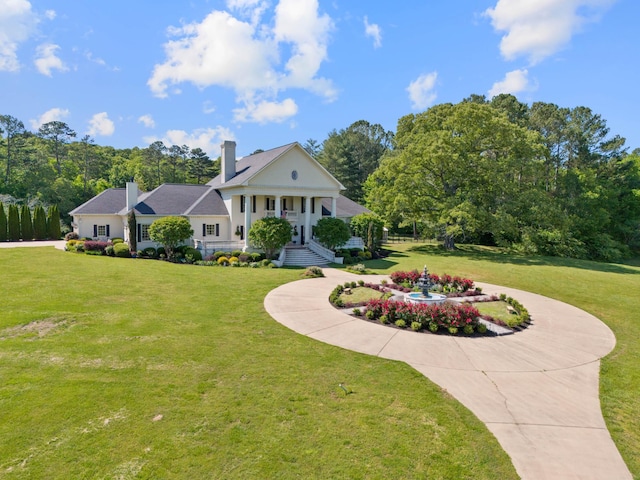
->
221;140;236;183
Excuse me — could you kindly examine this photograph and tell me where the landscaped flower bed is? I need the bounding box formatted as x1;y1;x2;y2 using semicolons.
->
359;298;486;335
328;269;531;335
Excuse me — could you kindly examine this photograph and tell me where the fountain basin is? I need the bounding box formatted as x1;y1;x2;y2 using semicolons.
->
405;292;448;305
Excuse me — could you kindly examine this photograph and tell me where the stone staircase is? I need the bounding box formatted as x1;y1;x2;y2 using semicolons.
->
283;245;329;267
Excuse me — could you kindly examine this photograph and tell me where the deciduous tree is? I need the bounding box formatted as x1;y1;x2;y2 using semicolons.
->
148;216;193;260
248;217;292;259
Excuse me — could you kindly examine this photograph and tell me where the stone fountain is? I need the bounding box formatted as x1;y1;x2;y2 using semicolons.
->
404;265;448;305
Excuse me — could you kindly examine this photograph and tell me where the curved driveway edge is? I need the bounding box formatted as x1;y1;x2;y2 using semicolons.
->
264;268;632;480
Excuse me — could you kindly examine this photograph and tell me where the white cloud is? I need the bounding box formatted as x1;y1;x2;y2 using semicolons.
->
148;0;335;123
488;69;535;98
30;107;70;129
364;16;382;48
226;0;269;25
144;126;235;157
233;97;298;123
44;9;56;20
406;72;438;110
485;0;616;64
0;0;37;72
87;112;115;136
202;101;216;114
138;114;155;128
34;43;67;76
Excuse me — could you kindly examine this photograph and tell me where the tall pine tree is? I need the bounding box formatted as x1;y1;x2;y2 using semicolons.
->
20;204;33;241
0;202;6;242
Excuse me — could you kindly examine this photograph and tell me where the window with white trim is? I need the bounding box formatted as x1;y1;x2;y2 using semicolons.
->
205;224;220;236
140;224;151;241
97;225;107;236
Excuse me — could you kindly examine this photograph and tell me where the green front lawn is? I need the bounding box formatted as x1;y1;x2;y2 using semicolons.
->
0;248;516;479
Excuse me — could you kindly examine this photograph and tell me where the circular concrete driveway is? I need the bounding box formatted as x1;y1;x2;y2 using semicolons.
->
264;268;632;480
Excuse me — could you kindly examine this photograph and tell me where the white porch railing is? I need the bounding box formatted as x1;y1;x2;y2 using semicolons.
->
308;239;343;264
338;236;365;249
193;239;246;256
264;210;298;221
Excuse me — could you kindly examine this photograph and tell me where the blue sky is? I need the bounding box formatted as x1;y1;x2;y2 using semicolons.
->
1;0;637;158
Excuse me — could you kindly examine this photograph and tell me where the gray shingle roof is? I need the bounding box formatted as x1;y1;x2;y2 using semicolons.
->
207;143;297;188
185;188;228;216
128;184;218;215
322;195;371;218
69;188;126;215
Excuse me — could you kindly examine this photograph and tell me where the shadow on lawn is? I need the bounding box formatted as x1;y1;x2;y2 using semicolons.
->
395;244;640;276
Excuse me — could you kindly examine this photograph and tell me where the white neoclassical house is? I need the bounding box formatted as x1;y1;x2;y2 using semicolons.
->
69;141;368;263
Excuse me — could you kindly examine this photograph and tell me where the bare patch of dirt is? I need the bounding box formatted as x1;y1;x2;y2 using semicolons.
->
0;317;71;340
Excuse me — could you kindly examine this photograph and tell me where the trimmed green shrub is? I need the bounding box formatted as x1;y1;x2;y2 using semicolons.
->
231;250;242;257
184;247;202;262
380;314;389;324
229;256;239;264
8;205;20;241
315;217;351;250
157;246;166;257
20;204;33;240
301;266;324;278
143;247;157;258
477;323;488;334
463;324;474;335
111;237;124;244
250;252;263;262
395;319;406;328
33;205;48;240
217;256;229;265
0;202;6;242
411;321;422;331
113;242;131;258
428;322;439;333
47;205;61;240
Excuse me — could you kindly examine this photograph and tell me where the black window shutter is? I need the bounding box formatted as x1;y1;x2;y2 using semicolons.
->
106;225;110;237
311;197;315;214
215;223;219;236
265;197;269;210
252;195;256;213
137;224;141;243
93;224;97;237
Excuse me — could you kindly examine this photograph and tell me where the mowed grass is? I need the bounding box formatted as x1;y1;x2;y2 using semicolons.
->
370;243;640;477
0;248;517;479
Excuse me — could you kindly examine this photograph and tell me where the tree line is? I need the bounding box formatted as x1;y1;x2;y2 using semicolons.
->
0;116;219;221
361;95;640;262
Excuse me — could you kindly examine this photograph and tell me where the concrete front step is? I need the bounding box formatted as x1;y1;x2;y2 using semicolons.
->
283;247;329;266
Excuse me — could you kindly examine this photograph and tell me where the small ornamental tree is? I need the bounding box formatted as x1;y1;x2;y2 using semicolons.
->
0;202;6;241
314;217;351;250
47;205;61;240
127;210;137;252
8;204;20;241
148;216;193;261
33;205;48;240
20;204;33;240
248;216;292;259
349;212;385;252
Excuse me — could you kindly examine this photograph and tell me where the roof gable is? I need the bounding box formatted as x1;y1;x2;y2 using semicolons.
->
207;142;343;191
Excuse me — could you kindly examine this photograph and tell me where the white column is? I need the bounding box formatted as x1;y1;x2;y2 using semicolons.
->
244;194;251;245
331;197;337;218
304;196;311;244
275;195;281;218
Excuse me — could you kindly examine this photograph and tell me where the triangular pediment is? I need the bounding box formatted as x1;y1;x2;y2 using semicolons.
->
248;143;343;190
